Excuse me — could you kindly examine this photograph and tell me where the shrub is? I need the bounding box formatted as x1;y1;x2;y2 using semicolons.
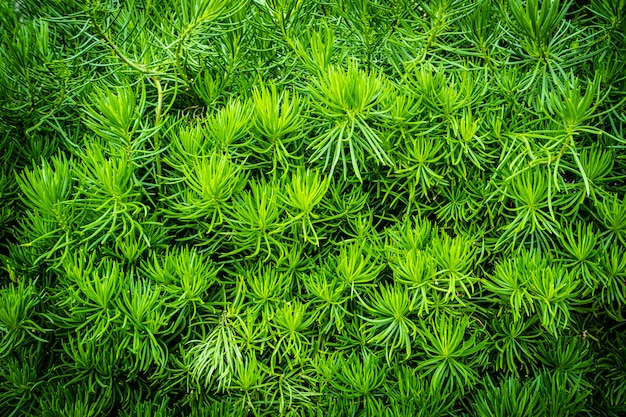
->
1;0;626;415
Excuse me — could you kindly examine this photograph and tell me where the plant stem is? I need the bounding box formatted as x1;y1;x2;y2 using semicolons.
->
153;77;164;201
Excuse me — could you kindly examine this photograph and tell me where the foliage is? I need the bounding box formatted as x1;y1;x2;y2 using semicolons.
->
1;0;626;415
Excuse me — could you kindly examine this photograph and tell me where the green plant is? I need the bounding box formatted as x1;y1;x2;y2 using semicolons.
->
250;82;306;173
1;0;624;414
473;374;547;416
225;178;287;260
280;169;330;245
189;308;243;391
332;352;387;415
270;300;316;362
361;284;416;360
417;314;488;394
307;61;393;180
0;280;47;358
488;313;542;376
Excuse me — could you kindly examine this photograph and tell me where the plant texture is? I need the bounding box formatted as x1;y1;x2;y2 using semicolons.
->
1;0;626;415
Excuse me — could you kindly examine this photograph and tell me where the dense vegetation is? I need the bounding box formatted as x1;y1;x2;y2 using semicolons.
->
1;0;626;415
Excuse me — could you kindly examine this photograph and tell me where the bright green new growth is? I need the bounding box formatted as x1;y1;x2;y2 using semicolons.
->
308;62;393;180
1;0;626;415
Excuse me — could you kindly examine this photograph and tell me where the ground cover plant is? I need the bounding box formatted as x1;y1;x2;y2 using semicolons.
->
1;0;626;415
